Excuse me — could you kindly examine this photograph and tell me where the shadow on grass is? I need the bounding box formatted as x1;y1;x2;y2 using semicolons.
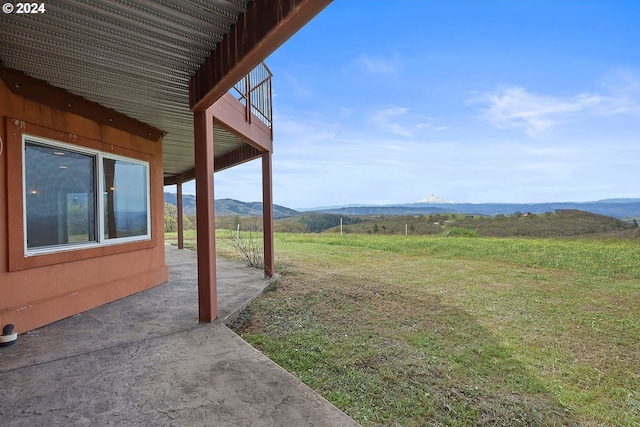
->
230;268;578;427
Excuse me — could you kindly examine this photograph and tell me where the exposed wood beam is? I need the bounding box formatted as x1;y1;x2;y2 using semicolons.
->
214;145;262;172
164;169;196;186
163;143;262;185
190;0;332;111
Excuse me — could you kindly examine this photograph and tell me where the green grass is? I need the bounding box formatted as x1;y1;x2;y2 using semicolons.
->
168;231;640;426
165;230;197;250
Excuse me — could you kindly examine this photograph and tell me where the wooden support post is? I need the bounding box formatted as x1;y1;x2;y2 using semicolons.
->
177;182;184;249
262;150;275;278
194;109;217;322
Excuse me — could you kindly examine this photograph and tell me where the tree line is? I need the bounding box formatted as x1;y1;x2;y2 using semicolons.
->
165;203;638;238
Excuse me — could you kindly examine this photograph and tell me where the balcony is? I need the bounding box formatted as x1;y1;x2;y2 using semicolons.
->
163;62;273;184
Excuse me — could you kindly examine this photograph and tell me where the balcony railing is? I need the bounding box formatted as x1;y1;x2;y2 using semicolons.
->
230;62;272;131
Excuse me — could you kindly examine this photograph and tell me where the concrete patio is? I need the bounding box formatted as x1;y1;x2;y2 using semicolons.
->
0;244;361;426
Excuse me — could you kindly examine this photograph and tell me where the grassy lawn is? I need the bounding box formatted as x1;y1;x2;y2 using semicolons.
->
165;230;197;250
167;231;640;426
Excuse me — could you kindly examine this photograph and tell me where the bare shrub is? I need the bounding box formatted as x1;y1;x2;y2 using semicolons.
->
225;228;263;268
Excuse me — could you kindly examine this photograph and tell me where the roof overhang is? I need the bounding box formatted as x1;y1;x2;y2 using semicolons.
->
0;0;331;179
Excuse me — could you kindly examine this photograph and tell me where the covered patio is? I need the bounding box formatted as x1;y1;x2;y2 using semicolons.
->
0;2;360;423
0;244;361;426
0;0;331;332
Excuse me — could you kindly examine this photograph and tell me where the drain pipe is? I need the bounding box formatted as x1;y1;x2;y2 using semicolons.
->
1;324;17;347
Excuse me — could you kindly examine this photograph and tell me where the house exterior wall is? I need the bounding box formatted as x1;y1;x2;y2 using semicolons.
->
0;78;168;333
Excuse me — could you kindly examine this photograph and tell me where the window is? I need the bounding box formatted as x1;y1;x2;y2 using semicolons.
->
103;158;149;240
24;137;150;254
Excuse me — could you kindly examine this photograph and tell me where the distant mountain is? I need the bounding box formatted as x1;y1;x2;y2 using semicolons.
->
296;203;383;212
311;200;640;219
163;193;299;219
311;206;450;216
164;192;196;214
417;194;456;204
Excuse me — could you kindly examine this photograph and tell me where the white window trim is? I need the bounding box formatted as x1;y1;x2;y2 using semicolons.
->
22;134;151;256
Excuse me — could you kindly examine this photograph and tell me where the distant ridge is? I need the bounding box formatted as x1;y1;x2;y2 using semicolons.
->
589;198;640;204
164;192;640;220
311;200;640;219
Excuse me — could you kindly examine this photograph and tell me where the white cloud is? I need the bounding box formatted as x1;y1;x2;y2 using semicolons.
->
177;129;639;207
471;86;608;135
368;106;430;137
273;113;338;146
340;107;353;118
594;71;640;116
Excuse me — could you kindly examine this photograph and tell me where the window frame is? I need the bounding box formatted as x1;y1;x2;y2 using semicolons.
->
101;154;151;243
22;135;152;256
6;118;158;273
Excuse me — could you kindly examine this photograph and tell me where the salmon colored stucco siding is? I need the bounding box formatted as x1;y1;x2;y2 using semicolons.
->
0;77;168;333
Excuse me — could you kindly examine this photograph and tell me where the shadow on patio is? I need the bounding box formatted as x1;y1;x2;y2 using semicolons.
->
0;244;360;426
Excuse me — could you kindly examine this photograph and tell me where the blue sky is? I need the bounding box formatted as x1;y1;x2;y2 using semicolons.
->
176;0;640;209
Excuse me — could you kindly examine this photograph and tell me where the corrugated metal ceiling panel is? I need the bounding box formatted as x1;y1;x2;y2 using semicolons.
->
0;0;251;176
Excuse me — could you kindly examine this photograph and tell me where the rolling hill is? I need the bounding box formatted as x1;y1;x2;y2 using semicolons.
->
164;193;299;219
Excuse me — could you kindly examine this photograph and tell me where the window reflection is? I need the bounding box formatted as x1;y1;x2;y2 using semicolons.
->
25;143;96;249
103;158;148;239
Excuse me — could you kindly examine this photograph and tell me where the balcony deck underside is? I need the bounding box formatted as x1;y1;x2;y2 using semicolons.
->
163;92;272;186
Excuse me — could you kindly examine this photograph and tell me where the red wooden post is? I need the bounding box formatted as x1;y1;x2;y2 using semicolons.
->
194;109;217;322
262;150;275;277
177;182;184;249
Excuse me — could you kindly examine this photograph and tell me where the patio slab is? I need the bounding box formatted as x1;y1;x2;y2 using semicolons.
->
0;244;361;427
